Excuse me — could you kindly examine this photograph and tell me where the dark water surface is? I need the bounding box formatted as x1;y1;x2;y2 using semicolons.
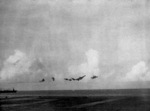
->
1;89;150;111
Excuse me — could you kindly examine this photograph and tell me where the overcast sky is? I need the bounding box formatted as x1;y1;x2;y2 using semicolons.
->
0;0;150;90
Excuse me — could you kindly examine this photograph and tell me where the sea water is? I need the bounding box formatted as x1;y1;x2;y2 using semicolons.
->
1;89;150;111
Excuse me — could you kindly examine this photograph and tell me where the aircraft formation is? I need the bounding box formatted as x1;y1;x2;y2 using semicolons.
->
64;75;86;81
1;74;98;84
64;75;98;82
39;74;98;83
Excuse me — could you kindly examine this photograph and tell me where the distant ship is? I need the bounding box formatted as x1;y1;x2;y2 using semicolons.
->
0;88;17;93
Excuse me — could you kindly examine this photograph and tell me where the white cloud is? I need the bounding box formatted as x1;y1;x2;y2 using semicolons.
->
0;50;34;80
68;49;99;82
121;61;150;81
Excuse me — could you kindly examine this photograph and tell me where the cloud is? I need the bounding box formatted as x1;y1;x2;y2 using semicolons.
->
0;50;35;80
120;61;150;82
68;49;99;81
0;49;64;82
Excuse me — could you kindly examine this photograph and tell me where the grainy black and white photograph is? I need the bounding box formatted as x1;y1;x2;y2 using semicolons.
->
0;0;150;111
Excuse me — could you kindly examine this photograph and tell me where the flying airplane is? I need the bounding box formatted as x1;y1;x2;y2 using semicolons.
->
72;78;76;81
64;78;72;81
91;75;98;79
39;78;45;82
64;75;86;81
76;75;86;81
52;77;55;81
68;79;72;81
64;78;69;81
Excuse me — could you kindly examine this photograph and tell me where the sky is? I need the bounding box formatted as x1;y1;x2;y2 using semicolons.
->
0;0;150;90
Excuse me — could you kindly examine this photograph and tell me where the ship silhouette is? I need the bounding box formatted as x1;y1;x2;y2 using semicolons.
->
0;88;17;93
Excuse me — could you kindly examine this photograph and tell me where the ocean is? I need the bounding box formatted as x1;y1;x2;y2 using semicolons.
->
1;89;150;111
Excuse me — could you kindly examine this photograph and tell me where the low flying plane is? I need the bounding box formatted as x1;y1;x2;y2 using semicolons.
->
68;79;72;81
39;78;45;82
64;77;74;81
76;75;86;81
64;75;86;81
64;78;72;81
72;78;76;81
91;75;98;79
52;77;55;81
64;78;69;81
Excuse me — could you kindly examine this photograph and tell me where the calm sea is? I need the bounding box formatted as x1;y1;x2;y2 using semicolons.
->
1;89;150;111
